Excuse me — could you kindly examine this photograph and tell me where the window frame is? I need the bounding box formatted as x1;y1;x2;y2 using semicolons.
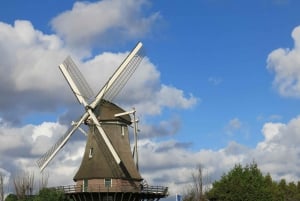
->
104;178;112;188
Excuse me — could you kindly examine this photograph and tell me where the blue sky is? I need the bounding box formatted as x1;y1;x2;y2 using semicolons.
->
1;0;300;199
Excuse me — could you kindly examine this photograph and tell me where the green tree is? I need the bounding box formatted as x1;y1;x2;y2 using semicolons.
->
5;188;70;201
206;162;272;201
4;194;17;201
263;173;279;201
33;188;71;201
295;181;300;200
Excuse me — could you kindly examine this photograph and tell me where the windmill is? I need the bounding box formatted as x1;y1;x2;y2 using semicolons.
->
36;42;168;201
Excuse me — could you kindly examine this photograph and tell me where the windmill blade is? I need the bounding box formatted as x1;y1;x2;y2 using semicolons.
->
59;50;133;168
102;46;144;101
87;108;132;177
59;55;123;168
37;112;89;171
37;43;144;173
90;41;144;108
59;56;94;105
86;42;144;174
87;109;121;164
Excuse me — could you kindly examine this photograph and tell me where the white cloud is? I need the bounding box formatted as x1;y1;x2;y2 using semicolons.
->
267;26;300;98
254;116;300;181
0;2;198;195
0;18;196;124
32;122;67;141
0;20;66;91
257;116;300;151
3;1;300;199
0;123;33;152
0;119;85;190
157;85;198;110
51;0;161;54
0;20;74;122
31;122;68;155
2;114;300;197
72;53;198;116
137;115;300;195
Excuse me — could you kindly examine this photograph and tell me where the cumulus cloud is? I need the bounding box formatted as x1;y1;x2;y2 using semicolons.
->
0;20;73;123
3;0;300;199
0;119;85;189
0;19;196;124
0;0;198;196
138;139;250;195
57;49;198;118
0;20;65;91
254;116;300;181
51;0;161;54
267;26;300;98
2;112;300;197
138;116;300;194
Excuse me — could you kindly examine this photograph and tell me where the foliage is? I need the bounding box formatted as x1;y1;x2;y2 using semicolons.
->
33;188;71;201
206;162;300;201
5;188;71;201
4;194;17;201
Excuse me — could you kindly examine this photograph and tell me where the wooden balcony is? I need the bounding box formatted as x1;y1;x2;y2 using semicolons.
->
53;184;168;201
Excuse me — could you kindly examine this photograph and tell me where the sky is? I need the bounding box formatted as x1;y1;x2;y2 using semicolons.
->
1;0;300;199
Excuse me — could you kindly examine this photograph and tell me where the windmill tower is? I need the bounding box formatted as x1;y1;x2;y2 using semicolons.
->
36;42;168;201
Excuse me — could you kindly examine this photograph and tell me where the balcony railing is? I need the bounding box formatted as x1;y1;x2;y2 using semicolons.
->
54;184;168;196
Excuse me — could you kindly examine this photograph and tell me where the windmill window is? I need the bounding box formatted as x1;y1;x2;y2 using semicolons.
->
104;178;112;188
89;147;93;159
121;126;125;136
83;179;88;192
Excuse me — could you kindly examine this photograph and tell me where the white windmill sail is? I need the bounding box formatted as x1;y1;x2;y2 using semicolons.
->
37;112;89;171
37;42;144;172
101;45;144;101
60;56;94;104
